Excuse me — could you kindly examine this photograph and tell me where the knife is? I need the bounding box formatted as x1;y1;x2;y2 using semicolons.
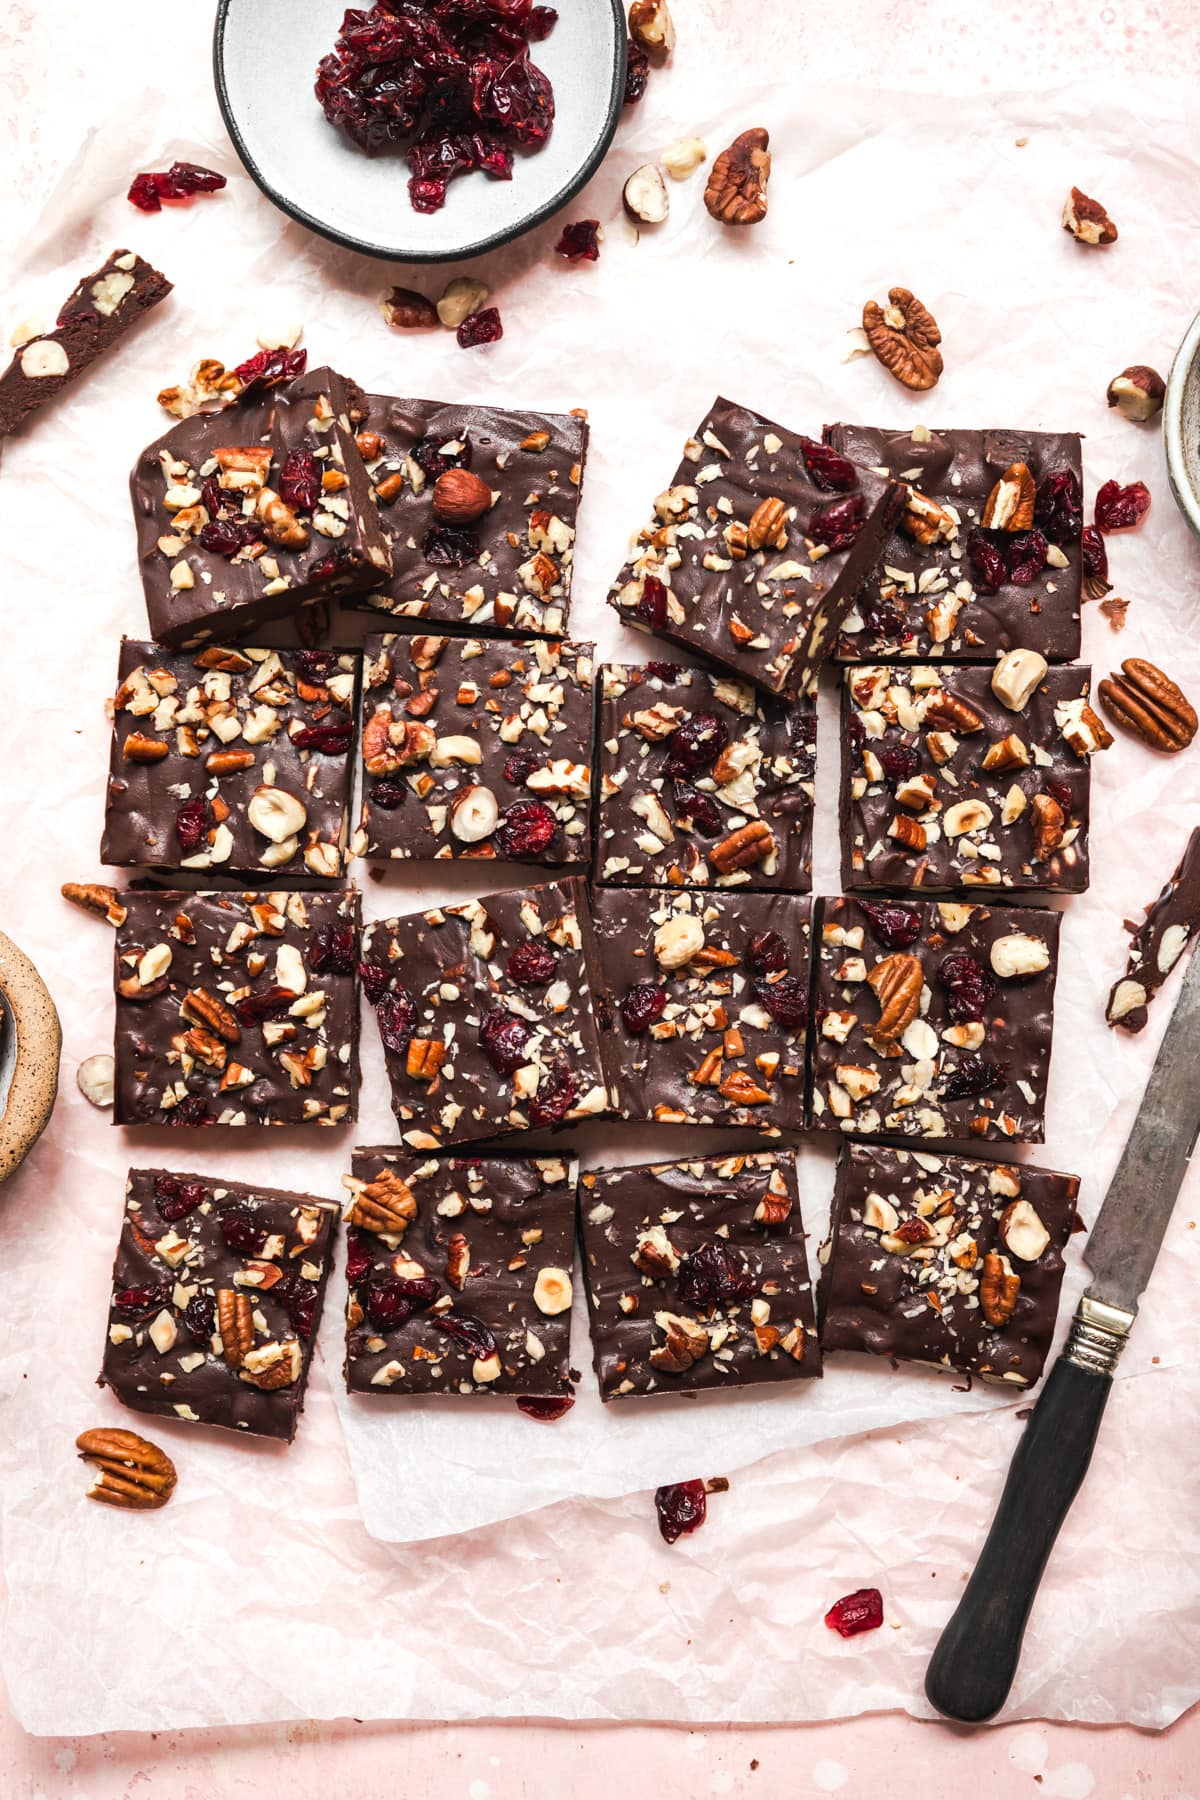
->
925;943;1200;1723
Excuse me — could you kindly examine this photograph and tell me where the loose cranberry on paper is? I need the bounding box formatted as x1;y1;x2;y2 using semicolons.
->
824;1587;884;1638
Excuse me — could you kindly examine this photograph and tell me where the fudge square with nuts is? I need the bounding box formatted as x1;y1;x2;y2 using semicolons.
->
131;366;392;648
579;1150;821;1399
102;640;359;879
99;1167;338;1441
591;887;811;1131
608;397;904;701
840;658;1104;894
349;396;587;637
355;632;593;868
360;877;610;1150
825;424;1085;664
113;889;360;1128
596;661;815;893
819;1143;1079;1386
811;896;1061;1143
1107;827;1200;1033
343;1149;577;1397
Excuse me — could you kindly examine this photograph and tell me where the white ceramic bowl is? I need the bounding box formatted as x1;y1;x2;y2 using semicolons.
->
1164;308;1200;542
0;929;61;1185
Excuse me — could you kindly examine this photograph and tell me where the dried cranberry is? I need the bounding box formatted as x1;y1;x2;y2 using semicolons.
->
859;596;914;644
503;750;538;786
366;1276;440;1331
824;1587;883;1638
624;41;650;105
634;574;669;632
199;517;263;558
755;973;809;1031
1034;468;1083;545
878;743;921;788
655;1479;707;1544
232;347;307;395
423;525;479;568
846;712;866;761
234;984;297;1026
858;899;922;949
940;1053;1005;1101
939;954;995;1024
376;987;418;1056
666;712;728;774
672;781;722;835
1005;529;1048;587
309;547;355;584
555;219;601;262
800;436;856;492
677;1240;754;1306
167;1094;215;1127
746;930;789;975
112;1283;171;1317
507;941;558;985
174;795;211;855
434;1313;497;1361
278;448;322;514
1081;526;1110;594
496;799;556;859
345;1228;374;1287
357;962;393;1005
527;7;558;40
293;721;353;754
294;649;339;681
218;1207;269;1256
457;306;503;348
370;779;408;809
182;1291;215;1341
410;432;472;480
153;1172;206;1222
645;661;681;680
966;528;1008;594
620;984;668;1034
127;161;226;212
528;1062;576;1127
1095;478;1151;532
274;1272;320;1339
480;1010;531;1075
516;1394;575;1422
200;474;226;521
127;173;164;214
308;923;357;975
809;494;864;551
791;711;817;780
1043;779;1073;812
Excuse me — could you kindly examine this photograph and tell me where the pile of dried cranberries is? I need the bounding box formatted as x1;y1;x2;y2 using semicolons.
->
314;0;558;214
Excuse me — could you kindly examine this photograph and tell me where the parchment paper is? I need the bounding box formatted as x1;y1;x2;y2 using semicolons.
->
1;0;1199;1733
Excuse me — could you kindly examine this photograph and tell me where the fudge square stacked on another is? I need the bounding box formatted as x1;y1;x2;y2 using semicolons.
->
343;1149;578;1398
579;1149;821;1399
99;1167;338;1441
819;1142;1079;1386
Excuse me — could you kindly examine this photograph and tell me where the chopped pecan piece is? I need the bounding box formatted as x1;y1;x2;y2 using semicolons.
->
709;819;775;873
180;986;242;1043
61;881;127;927
648;1311;709;1372
217;1289;255;1369
979;1250;1021;1326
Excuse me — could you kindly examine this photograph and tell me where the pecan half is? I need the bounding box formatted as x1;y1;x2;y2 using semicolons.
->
1063;186;1117;246
979;1250;1021;1326
866;953;923;1041
406;1038;446;1079
217;1289;255;1368
924;689;984;734
709;819;775;873
1030;792;1065;861
862;286;943;391
1097;659;1197;753
747;496;788;551
61;881;127;927
345;1168;418;1237
445;1232;470;1290
981;462;1036;532
76;1427;177;1510
180;986;242;1043
240;1340;302;1390
704;127;771;226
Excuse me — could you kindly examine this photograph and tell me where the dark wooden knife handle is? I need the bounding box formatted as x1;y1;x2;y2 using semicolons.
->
924;1357;1112;1723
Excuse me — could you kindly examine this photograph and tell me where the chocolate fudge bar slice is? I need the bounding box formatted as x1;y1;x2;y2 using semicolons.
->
1107;826;1200;1031
132;366;392;647
841;661;1102;894
811;896;1061;1143
361;877;609;1150
343;1149;577;1396
579;1149;820;1399
608;397;904;700
99;1167;337;1441
596;661;815;893
826;424;1084;663
591;887;811;1131
113;888;360;1127
350;397;587;635
0;249;171;440
102;640;359;878
819;1142;1079;1387
354;631;593;868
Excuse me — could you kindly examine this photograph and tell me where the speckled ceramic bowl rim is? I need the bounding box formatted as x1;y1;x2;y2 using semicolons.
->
212;0;628;264
0;928;62;1185
1164;307;1200;543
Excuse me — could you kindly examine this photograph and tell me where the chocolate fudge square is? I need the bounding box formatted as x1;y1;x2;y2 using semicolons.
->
1107;827;1200;1032
343;1149;577;1396
826;424;1084;663
591;888;811;1131
811;896;1061;1143
102;640;359;878
99;1167;338;1441
841;661;1100;894
608;397;904;700
132;366;391;647
596;661;815;893
113;888;360;1127
361;877;610;1150
350;396;587;636
355;631;593;868
579;1149;821;1399
819;1142;1079;1387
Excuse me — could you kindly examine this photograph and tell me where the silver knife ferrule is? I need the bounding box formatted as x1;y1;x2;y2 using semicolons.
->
1063;1294;1135;1378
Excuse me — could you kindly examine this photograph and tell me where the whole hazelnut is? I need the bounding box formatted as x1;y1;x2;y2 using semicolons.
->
1106;365;1166;423
629;0;675;58
431;467;493;525
623;163;669;224
381;287;438;329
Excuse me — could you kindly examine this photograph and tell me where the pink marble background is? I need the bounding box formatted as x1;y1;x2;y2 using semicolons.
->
4;0;1200;1791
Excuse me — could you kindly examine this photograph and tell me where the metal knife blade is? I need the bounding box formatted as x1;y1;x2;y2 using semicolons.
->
1082;943;1200;1316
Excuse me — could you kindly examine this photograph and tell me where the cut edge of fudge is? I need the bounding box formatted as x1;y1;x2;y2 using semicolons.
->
1106;826;1200;1032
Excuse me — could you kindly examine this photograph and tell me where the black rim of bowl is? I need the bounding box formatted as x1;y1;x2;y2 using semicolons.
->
212;0;629;264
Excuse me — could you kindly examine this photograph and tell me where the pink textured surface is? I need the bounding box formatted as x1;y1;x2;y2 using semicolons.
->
5;0;1200;1791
